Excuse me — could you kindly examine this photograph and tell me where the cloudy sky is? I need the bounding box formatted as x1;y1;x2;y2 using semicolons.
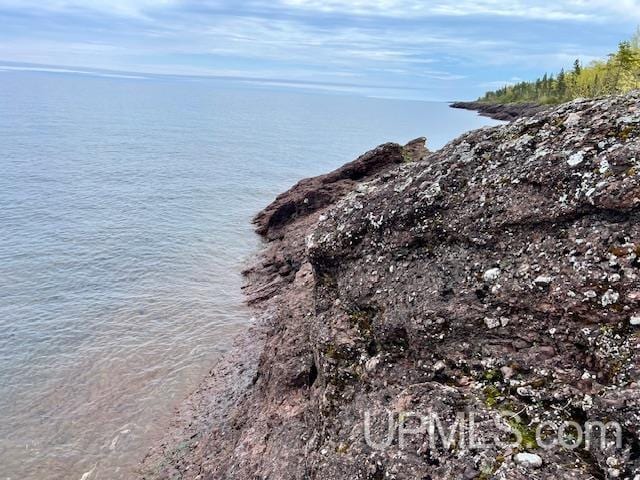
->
0;0;638;99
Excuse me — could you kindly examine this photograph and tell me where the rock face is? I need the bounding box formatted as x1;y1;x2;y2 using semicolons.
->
246;139;428;305
451;101;548;121
141;94;640;480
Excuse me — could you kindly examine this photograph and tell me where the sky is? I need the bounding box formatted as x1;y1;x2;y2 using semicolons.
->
0;0;639;100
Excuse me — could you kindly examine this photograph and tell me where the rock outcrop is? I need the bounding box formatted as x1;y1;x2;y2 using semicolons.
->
142;93;640;480
451;101;548;121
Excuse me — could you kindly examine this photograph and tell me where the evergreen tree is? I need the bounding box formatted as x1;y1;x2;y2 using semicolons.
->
573;59;581;76
478;32;640;104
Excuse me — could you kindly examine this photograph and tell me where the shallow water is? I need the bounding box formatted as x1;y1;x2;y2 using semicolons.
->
0;71;499;479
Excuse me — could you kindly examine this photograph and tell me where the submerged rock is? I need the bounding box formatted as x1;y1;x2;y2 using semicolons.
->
142;92;640;480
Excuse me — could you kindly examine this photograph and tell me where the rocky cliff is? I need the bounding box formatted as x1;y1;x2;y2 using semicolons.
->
142;93;640;480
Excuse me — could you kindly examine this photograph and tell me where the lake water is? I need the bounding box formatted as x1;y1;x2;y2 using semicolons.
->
0;70;498;479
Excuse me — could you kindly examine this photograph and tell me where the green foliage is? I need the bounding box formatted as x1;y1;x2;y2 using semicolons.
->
480;31;640;105
507;418;539;450
484;385;502;408
481;368;503;383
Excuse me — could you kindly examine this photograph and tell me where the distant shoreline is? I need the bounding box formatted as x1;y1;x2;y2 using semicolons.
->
450;100;547;121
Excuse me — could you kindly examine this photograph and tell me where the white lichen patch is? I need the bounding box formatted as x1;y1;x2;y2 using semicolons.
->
601;289;620;307
483;268;501;283
568;152;585;167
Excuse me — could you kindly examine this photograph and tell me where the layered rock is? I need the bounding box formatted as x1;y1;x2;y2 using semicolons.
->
451;101;548;121
142;93;640;480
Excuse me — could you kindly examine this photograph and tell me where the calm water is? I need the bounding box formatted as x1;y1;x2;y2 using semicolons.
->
0;71;498;479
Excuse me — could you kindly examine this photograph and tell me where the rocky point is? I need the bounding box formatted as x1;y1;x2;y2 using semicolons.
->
142;92;640;480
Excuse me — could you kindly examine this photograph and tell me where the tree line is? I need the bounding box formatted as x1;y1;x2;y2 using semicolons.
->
479;30;640;104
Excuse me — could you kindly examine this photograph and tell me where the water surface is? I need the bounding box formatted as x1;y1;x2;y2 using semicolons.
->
0;71;499;479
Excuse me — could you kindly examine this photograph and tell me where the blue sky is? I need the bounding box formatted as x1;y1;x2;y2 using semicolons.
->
0;0;639;100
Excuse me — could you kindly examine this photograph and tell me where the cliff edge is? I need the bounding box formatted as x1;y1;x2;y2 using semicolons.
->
142;93;640;480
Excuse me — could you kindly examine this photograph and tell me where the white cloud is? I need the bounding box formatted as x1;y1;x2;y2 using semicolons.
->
0;0;177;17
0;0;635;99
0;64;147;79
4;0;640;21
280;0;640;21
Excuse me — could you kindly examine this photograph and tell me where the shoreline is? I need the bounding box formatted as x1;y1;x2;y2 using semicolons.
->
450;100;547;121
139;138;430;479
141;93;640;479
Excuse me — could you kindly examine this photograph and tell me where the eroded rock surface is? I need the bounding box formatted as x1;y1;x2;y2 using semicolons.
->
142;94;640;480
